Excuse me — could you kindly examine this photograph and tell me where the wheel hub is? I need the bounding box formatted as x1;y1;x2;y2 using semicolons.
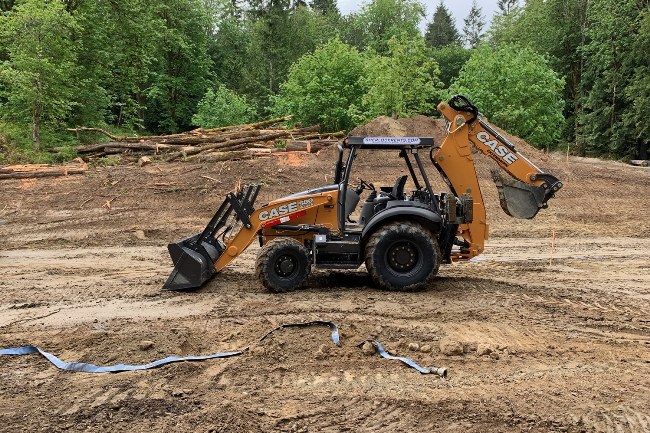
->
387;242;418;273
275;254;296;277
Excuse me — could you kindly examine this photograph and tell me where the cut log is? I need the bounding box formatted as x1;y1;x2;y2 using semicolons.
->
66;127;120;141
284;139;338;153
0;163;87;180
195;149;252;162
75;141;173;153
0;169;87;179
292;131;345;141
199;115;293;134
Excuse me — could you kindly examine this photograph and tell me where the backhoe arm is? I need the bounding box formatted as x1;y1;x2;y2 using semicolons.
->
432;95;563;260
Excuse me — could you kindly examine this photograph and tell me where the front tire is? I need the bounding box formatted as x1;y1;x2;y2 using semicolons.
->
256;238;311;293
365;221;440;291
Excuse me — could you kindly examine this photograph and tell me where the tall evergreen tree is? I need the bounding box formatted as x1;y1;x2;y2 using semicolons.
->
241;3;334;109
147;0;213;132
72;0;164;130
424;2;461;47
310;0;339;15
624;8;650;159
0;1;14;12
463;1;485;48
497;0;518;16
579;0;638;156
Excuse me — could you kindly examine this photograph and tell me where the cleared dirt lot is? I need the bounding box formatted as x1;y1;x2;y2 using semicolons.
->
1;139;650;432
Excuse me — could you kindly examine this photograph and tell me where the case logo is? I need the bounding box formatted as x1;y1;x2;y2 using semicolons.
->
476;131;518;165
258;198;314;221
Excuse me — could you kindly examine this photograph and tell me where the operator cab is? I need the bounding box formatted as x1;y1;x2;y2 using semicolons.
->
334;136;441;234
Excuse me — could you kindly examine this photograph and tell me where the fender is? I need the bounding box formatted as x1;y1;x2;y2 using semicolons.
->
361;206;442;240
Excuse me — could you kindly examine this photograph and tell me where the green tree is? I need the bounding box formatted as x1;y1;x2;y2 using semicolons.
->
430;45;471;88
624;8;650;159
272;38;365;131
192;85;255;128
241;4;332;109
463;1;485;48
147;0;212;132
359;36;442;120
346;0;425;54
209;9;251;97
450;44;565;148
489;0;589;148
0;0;79;149
497;0;518;16
0;1;15;12
310;0;338;15
579;0;640;157
425;2;461;48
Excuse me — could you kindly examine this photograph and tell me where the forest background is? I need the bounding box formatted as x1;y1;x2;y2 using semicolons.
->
0;0;648;163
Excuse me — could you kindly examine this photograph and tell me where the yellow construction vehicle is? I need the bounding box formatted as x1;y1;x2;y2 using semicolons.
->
163;95;562;292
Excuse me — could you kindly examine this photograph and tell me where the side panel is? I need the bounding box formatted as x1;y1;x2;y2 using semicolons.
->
213;190;339;272
361;206;442;239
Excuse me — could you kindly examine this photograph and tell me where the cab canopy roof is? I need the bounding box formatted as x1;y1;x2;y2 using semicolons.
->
345;136;435;150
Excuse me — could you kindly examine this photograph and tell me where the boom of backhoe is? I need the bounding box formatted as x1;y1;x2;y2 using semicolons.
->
433;95;563;260
163;95;562;292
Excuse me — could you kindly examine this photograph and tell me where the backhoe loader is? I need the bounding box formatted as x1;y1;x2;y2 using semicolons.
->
163;95;563;292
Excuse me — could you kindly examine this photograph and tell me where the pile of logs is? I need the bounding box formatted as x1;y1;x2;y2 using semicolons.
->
56;116;344;163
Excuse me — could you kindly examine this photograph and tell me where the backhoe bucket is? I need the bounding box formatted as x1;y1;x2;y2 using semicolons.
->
491;170;562;220
162;184;261;291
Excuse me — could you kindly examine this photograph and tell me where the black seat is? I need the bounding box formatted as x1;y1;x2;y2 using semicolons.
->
391;175;408;199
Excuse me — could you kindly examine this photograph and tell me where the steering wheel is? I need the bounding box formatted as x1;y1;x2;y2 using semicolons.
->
355;177;375;194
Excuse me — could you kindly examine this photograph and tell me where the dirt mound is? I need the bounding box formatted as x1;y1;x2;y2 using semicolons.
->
350;115;447;144
350;114;546;160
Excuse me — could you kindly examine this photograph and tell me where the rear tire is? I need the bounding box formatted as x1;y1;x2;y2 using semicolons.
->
365;221;440;291
256;238;311;293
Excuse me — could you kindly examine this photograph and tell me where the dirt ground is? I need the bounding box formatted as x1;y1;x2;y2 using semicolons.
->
1;119;650;432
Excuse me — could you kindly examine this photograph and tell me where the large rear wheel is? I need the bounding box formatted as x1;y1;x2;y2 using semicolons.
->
256;238;311;293
365;221;440;291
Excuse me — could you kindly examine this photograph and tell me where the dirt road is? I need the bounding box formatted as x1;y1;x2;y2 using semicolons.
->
1;145;649;432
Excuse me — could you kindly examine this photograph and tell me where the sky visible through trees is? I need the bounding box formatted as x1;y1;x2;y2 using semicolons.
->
336;0;498;28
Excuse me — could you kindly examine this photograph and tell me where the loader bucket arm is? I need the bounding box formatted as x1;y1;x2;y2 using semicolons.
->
163;185;337;291
163;184;261;291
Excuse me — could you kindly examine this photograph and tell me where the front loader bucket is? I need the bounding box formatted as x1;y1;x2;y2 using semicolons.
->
491;170;562;219
162;234;222;291
162;184;261;291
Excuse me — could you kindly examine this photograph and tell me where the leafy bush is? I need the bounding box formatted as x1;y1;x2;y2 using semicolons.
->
429;44;471;88
449;44;565;148
191;85;255;128
358;36;443;121
272;38;365;131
